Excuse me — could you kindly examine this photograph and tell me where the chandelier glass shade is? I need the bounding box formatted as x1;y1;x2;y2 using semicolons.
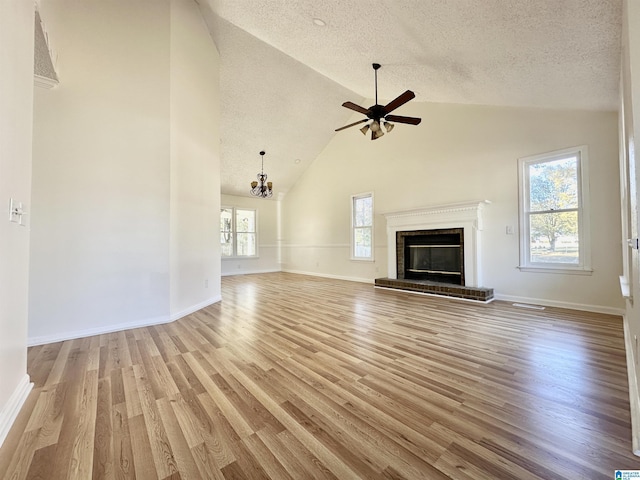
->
250;150;273;198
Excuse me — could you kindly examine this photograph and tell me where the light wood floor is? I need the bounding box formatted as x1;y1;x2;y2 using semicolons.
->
1;272;639;479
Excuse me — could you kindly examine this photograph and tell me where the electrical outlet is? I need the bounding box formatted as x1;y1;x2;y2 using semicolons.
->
506;225;514;235
204;279;208;288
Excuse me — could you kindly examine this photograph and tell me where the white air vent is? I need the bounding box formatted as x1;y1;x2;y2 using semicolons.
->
512;303;545;310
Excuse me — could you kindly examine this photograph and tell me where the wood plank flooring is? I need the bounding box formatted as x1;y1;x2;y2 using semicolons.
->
1;272;639;479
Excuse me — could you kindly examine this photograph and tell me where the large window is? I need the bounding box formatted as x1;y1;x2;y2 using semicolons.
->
220;207;257;258
518;146;591;273
351;193;373;260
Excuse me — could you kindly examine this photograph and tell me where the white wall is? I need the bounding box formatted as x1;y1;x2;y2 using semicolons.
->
621;0;640;337
282;102;623;313
0;0;34;447
29;0;221;345
221;194;280;276
170;0;221;320
620;0;640;455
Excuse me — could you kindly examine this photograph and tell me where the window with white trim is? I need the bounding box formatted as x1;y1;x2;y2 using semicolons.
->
351;193;373;260
220;207;257;258
518;146;591;273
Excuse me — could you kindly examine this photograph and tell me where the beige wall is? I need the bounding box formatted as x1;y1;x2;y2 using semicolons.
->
0;0;34;447
620;0;640;455
29;0;221;344
170;0;221;319
282;102;623;313
221;194;280;276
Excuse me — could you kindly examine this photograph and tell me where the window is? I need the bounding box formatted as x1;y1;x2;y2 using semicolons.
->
351;193;373;260
220;207;257;258
518;146;591;273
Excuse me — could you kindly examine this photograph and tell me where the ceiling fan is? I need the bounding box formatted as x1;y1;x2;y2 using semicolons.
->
335;63;422;140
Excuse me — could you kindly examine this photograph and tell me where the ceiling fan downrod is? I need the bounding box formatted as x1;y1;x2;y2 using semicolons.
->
373;63;381;106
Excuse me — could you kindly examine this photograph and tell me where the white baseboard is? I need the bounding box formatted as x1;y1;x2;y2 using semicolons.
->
221;268;281;277
0;374;33;449
28;296;225;347
28;314;172;346
493;293;625;316
278;273;623;315
170;295;221;321
281;269;372;284
623;314;640;456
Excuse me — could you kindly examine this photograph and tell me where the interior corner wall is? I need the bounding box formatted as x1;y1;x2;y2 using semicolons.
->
221;194;281;276
29;0;173;344
0;0;34;448
169;0;221;320
282;102;623;313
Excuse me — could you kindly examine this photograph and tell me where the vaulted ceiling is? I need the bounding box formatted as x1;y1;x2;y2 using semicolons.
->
199;0;622;198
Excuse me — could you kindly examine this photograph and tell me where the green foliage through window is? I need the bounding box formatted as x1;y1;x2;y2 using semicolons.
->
528;157;579;263
519;147;589;270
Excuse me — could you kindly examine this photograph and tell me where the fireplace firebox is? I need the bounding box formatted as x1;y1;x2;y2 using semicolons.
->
396;228;464;285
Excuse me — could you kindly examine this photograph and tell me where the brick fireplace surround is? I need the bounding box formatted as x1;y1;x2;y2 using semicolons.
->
374;200;494;302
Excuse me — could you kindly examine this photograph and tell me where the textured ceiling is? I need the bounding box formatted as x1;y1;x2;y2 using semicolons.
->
200;0;622;197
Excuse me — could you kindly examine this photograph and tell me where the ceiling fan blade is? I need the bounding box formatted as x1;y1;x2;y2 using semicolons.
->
342;101;370;115
335;118;368;132
382;90;416;115
385;114;422;125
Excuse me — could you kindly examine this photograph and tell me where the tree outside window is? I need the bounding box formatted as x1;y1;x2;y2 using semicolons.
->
518;146;591;272
528;157;578;263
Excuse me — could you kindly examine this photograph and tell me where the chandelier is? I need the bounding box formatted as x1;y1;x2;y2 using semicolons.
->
250;150;273;198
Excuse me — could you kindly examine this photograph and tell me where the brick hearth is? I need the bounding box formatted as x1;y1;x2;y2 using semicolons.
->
374;277;494;302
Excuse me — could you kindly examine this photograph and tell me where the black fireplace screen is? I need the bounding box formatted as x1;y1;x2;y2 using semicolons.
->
397;228;465;285
408;245;461;274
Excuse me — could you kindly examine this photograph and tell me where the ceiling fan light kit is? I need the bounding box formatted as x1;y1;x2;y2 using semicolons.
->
335;63;422;140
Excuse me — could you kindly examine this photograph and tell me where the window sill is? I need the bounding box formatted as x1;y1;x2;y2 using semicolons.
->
350;257;375;262
517;266;592;276
620;275;632;299
222;256;259;260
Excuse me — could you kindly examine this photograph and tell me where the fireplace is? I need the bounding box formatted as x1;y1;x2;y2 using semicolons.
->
381;200;490;287
376;201;493;301
397;228;464;285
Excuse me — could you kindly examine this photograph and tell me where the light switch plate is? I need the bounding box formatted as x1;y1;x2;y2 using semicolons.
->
8;198;27;226
9;198;19;223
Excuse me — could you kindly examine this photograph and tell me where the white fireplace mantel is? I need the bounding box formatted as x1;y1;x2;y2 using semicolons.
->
383;200;490;287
